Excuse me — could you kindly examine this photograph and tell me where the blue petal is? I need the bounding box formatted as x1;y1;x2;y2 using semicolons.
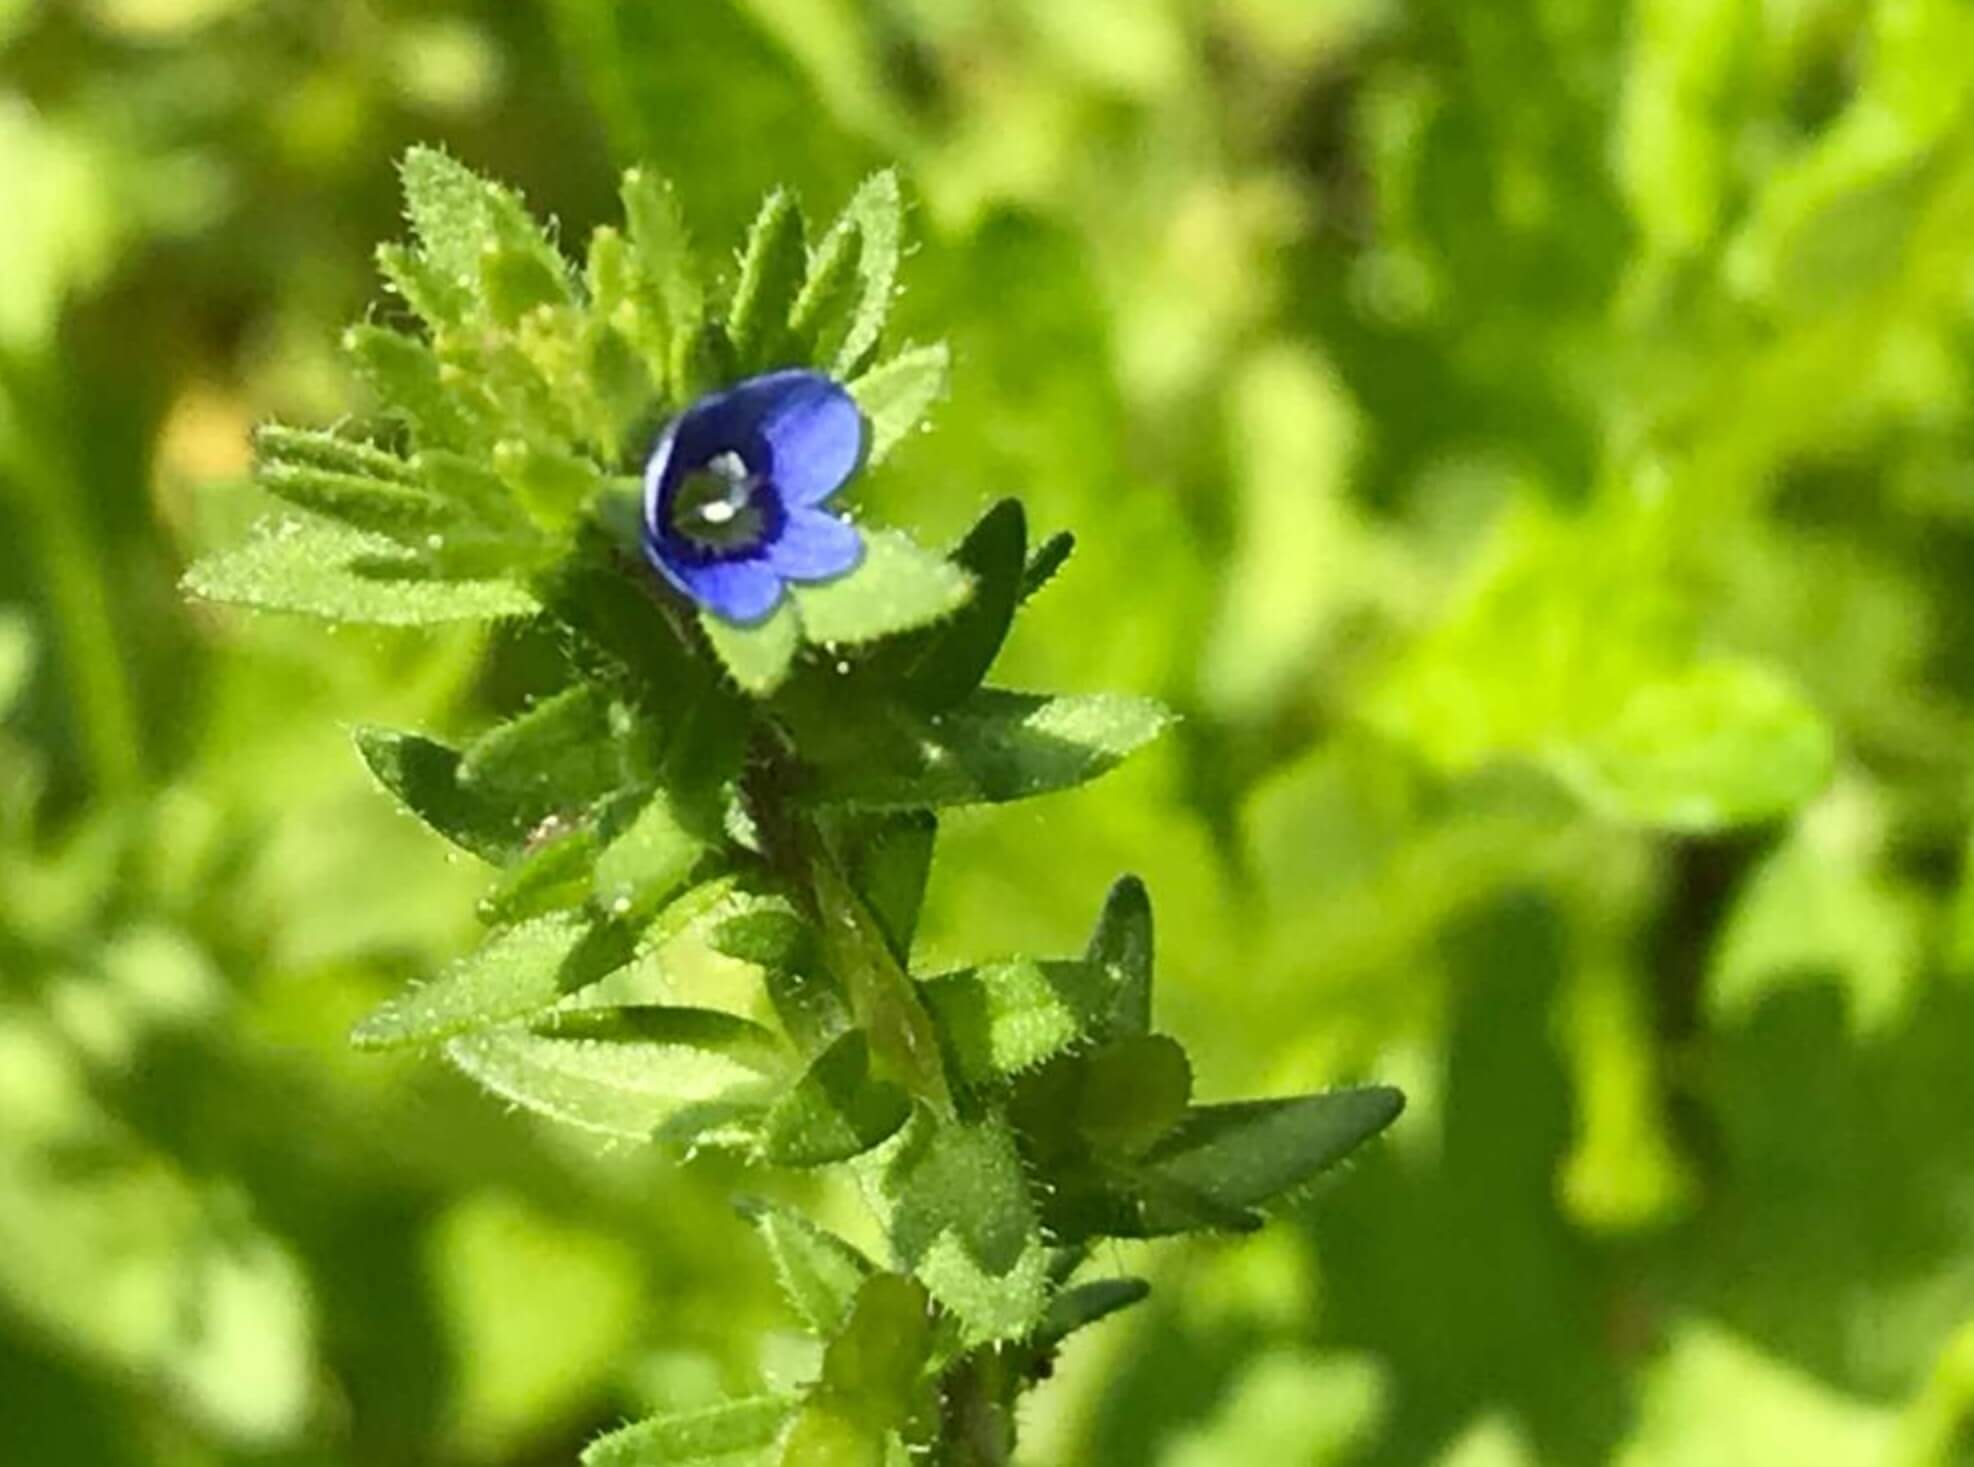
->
747;370;865;507
766;509;862;583
650;548;785;624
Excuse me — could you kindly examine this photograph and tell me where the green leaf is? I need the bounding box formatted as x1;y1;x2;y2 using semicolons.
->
919;959;1117;1087
447;1008;783;1139
344;323;495;451
493;438;604;529
899;499;1026;711
1033;1276;1151;1351
183;516;538;625
1019;531;1074;602
459;684;627;816
350;911;635;1050
848;345;949;465
806;691;1173;810
620;166;704;349
353;726;527;862
759;1030;911;1166
1085;875;1154;1037
399;145;568;300
1078;1034;1192;1155
788;215;861;364
479;240;570;325
727;188;807;370
789;529;972;647
823;170;903;378
253;423;420;485
477;825;603;924
377;240;473;330
256;459;457;540
830;811;936;965
814;1274;932;1427
1138;1087;1405;1218
582;1395;797;1467
879;1113;1050;1341
735;1198;874;1337
592;787;709;919
1556;660;1836;833
702;598;802;695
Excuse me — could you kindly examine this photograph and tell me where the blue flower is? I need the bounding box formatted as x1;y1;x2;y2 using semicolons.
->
641;369;866;623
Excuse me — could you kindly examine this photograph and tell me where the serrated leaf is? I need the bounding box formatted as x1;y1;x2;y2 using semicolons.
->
459;683;627;813
344;323;495;451
351;911;635;1049
253;424;419;485
919;958;1116;1088
183;516;538;625
1086;875;1153;1037
807;691;1173;810
826;171;903;378
592;787;708;919
257;459;457;540
848;345;948;465
400;145;568;299
1138;1087;1405;1217
582;1395;797;1467
702;598;802;695
621;166;704;348
727;188;807;371
352;725;526;861
789;529;972;646
736;1199;874;1337
760;1031;911;1166
1034;1276;1151;1350
447;1009;783;1138
899;498;1025;711
880;1114;1049;1341
377;240;473;330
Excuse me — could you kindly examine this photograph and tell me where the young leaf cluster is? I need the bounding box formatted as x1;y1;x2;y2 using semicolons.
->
187;150;1402;1465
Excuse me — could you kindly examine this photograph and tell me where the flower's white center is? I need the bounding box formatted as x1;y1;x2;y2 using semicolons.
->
671;450;767;551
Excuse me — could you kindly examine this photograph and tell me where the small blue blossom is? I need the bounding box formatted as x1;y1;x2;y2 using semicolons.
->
641;369;866;623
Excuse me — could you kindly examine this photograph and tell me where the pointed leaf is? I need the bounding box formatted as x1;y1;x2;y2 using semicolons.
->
702;598;802;695
1086;875;1153;1037
592;787;708;918
727;188;807;370
459;683;626;814
621;167;704;345
919;958;1116;1087
760;1031;911;1166
344;323;496;451
582;1395;797;1467
1077;1034;1191;1155
833;811;936;965
736;1199;875;1337
826;170;903;377
253;424;419;485
1034;1276;1151;1350
789;529;972;646
1019;531;1074;602
1138;1087;1406;1214
183;516;538;625
807;690;1173;810
352;726;527;862
848;345;948;465
447;1009;783;1138
256;459;456;540
900;498;1025;710
377;240;473;329
351;911;635;1049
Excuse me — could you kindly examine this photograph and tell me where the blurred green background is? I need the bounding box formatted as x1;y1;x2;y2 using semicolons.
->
6;0;1974;1462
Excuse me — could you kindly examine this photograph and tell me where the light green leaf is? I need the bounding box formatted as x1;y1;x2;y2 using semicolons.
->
253;423;419;485
400;145;568;297
344;323;496;451
256;459;456;540
735;1199;875;1338
493;438;604;529
790;529;973;646
727;187;807;370
848;345;949;465
592;787;708;918
919;958;1116;1087
377;240;473;329
702;598;802;695
459;683;627;814
1557;660;1836;833
448;1008;783;1138
183;516;538;624
759;1030;911;1166
582;1395;797;1467
621;166;704;346
828;171;903;377
351;911;634;1050
807;690;1173;810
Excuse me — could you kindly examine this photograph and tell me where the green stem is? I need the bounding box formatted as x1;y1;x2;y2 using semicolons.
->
936;1349;1019;1466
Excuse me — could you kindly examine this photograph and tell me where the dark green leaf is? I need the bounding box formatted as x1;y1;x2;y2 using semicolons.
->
1077;1034;1191;1155
1019;531;1074;602
352;726;526;862
760;1030;911;1166
919;958;1117;1087
900;498;1026;711
1034;1276;1151;1351
1138;1087;1406;1214
1086;875;1153;1037
727;188;807;370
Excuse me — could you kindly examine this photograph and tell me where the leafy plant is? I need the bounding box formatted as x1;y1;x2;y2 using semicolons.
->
184;149;1402;1465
